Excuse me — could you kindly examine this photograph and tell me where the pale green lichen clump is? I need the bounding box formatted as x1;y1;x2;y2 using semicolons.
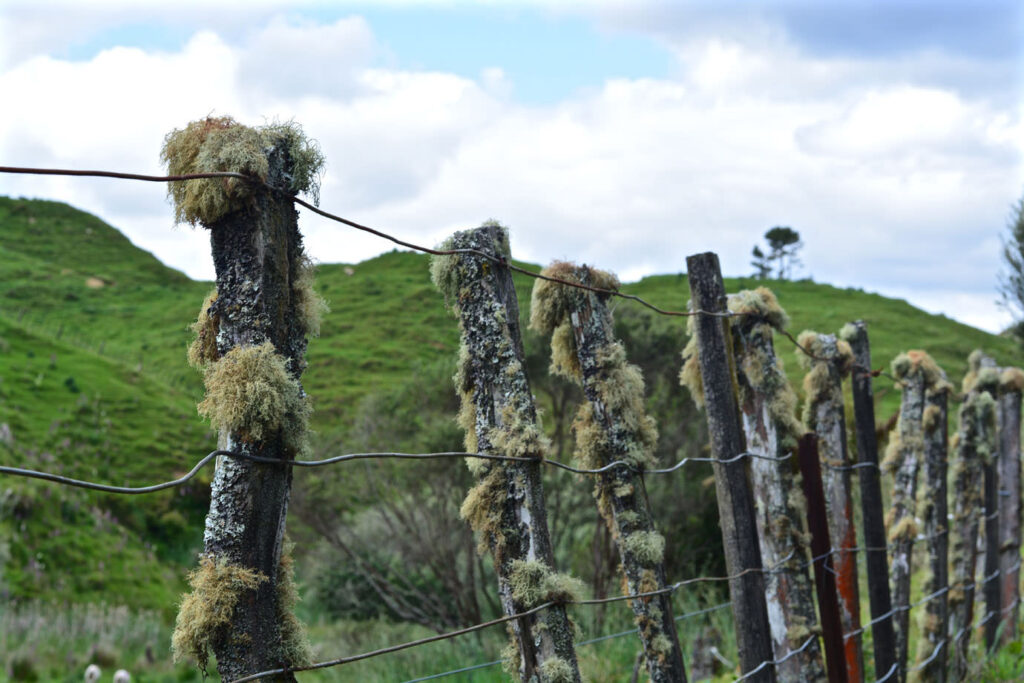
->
171;557;267;669
187;289;220;369
509;559;585;608
275;543;313;667
197;342;311;454
161;116;325;227
294;255;329;338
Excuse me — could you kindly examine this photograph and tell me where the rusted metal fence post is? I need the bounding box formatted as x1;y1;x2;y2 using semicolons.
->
839;322;897;682
683;253;775;683
797;331;862;682
797;434;849;683
531;262;687;682
916;379;951;681
883;351;941;681
949;357;998;680
699;289;824;682
997;366;1023;642
431;224;581;682
164;118;324;680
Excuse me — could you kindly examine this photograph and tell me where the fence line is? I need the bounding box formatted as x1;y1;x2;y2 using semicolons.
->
2;163;1022;681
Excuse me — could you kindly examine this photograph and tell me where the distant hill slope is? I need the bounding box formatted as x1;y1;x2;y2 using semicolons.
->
1;194;1022;614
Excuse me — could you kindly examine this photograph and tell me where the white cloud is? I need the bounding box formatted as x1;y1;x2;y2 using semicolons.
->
0;12;1021;336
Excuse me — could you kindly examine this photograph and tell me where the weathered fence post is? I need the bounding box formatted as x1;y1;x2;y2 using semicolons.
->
884;351;943;680
916;378;951;681
797;331;862;682
997;366;1023;642
683;254;776;683
431;224;582;682
969;351;1004;651
839;322;897;682
796;434;849;683
163;117;325;679
685;288;824;682
949;357;998;680
530;262;687;682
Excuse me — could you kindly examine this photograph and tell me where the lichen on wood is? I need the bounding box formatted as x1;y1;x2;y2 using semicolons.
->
948;355;998;681
432;225;581;682
997;367;1023;642
884;349;943;676
796;330;863;681
530;261;685;682
188;289;220;369
161;116;324;227
715;289;825;682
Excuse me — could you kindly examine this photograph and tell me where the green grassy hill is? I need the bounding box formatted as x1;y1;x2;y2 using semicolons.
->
1;195;1022;679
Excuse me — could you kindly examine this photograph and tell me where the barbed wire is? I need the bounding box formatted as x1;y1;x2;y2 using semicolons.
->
0;448;787;494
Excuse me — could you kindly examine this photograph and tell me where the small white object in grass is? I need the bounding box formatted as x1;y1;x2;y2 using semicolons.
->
113;670;131;683
84;665;101;683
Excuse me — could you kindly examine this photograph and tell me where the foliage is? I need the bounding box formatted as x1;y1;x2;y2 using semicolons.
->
999;192;1024;341
751;226;803;280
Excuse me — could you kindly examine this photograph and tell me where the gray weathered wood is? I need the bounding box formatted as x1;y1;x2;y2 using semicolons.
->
997;371;1022;643
435;225;581;682
839;322;897;682
531;262;686;682
916;385;950;682
685;253;775;683
199;142;309;681
949;361;998;681
728;298;825;683
799;332;862;682
884;351;935;681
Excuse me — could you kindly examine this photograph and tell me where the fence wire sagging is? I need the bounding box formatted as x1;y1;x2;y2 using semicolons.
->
1;161;1022;683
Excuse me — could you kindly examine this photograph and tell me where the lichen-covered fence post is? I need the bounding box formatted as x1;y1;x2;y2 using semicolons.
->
797;331;862;682
915;377;951;681
839;322;897;683
683;253;776;683
949;356;998;680
997;366;1023;643
690;290;825;683
162;117;325;679
968;351;1003;651
530;262;687;683
883;350;942;680
431;224;582;683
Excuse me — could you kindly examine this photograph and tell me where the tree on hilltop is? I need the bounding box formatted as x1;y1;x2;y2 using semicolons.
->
998;192;1024;341
751;227;803;280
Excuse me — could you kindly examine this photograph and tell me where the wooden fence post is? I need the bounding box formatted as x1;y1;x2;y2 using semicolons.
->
700;289;825;683
969;351;1004;651
797;331;863;682
916;381;951;681
683;254;776;683
884;351;943;680
164;118;325;680
530;262;687;683
949;357;999;680
997;366;1023;642
431;224;581;682
839;321;897;682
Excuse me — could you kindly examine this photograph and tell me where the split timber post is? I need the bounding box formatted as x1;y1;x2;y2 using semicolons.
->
883;351;942;680
949;358;998;681
797;331;863;682
969;351;1003;651
997;366;1023;642
431;224;582;682
163;118;324;680
840;322;897;682
530;262;687;682
915;381;951;682
683;253;775;683
712;289;825;682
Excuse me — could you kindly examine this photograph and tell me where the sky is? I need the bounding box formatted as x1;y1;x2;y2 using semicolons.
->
1;0;1022;333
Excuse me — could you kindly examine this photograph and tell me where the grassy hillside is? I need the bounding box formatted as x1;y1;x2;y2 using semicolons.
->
2;196;1022;679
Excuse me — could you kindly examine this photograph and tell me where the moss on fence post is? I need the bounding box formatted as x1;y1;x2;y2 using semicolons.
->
682;287;825;683
531;261;687;683
797;330;863;681
164;116;323;681
431;224;581;683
